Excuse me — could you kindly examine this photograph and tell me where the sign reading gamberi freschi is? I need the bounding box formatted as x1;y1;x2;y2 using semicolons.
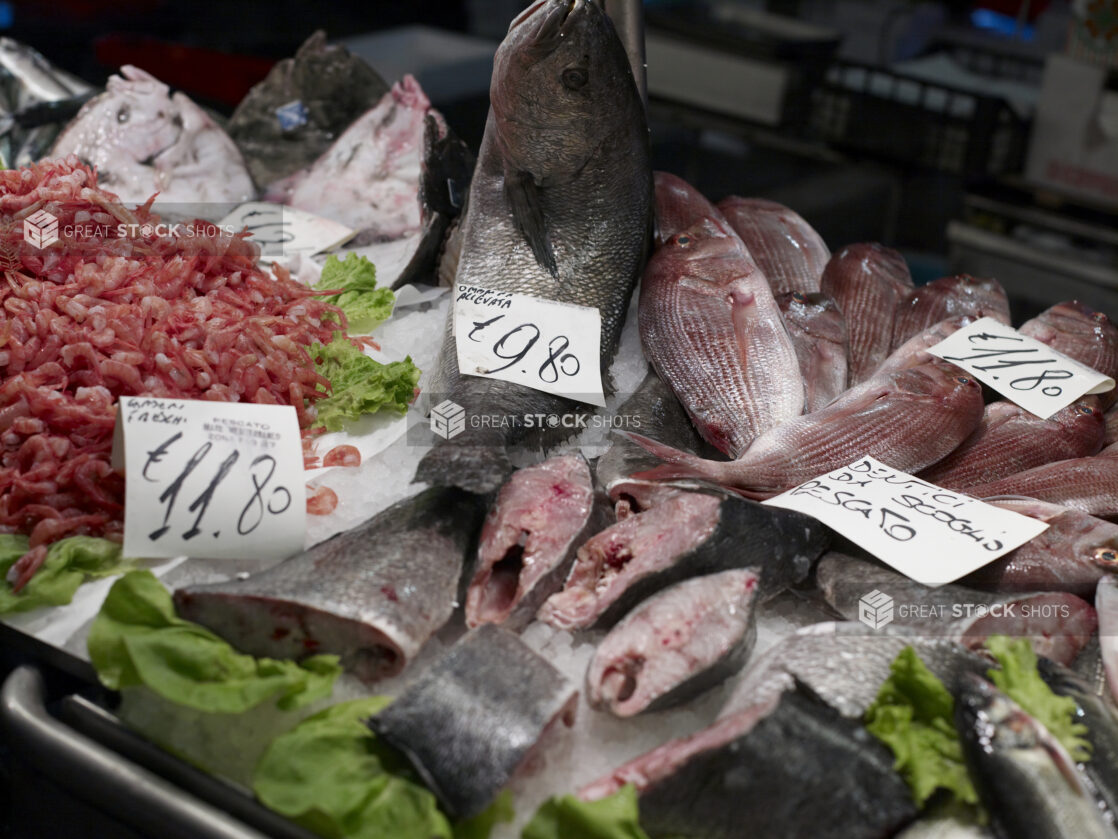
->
453;283;606;408
113;397;306;560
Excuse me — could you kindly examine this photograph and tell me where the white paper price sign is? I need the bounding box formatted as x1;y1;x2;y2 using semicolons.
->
928;317;1114;418
113;397;306;560
762;456;1049;587
219;202;355;263
453;284;606;407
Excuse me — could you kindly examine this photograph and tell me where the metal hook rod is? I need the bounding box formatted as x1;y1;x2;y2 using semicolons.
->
604;0;647;107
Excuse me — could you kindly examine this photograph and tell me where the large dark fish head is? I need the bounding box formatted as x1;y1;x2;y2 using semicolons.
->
492;0;635;182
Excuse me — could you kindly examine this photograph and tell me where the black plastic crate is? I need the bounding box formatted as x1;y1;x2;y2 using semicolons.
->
809;59;1028;177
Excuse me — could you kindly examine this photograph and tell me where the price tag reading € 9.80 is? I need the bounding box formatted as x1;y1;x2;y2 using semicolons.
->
928;317;1115;419
763;456;1049;587
453;284;606;408
113;397;306;560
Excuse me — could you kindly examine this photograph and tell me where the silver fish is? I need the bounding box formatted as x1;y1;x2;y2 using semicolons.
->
368;624;577;819
173;487;485;682
585;568;759;717
415;0;653;493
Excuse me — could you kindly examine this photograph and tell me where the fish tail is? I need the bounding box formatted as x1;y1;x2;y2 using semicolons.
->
414;442;513;495
623;431;724;483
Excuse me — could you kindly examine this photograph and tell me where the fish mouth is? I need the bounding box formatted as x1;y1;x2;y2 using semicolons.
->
514;0;591;53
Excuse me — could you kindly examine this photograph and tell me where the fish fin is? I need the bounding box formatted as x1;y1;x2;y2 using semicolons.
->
622;432;722;483
505;168;558;278
415;442;512;495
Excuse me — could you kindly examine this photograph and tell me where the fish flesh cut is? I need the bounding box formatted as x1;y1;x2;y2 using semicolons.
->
585;568;759;716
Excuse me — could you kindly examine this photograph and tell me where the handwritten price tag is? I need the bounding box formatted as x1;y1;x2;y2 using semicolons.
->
219;202;355;263
928;317;1114;418
763;456;1048;587
113;397;306;561
453;284;606;407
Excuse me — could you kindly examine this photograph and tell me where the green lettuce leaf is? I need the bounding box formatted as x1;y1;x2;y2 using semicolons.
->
521;786;649;839
254;696;510;839
865;646;978;808
985;635;1091;761
314;253;395;334
311;336;420;432
0;534;127;614
88;571;339;713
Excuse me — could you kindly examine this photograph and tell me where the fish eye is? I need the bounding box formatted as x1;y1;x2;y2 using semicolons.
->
561;67;588;90
955;376;971;385
1078;404;1095;415
1095;311;1109;323
117;104;130;123
1095;548;1118;564
676;235;691;246
792;292;807;303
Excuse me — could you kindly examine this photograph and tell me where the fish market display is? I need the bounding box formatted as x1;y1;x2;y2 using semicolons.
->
955;675;1118;839
819;242;913;383
640;214;804;457
368;624;577;819
962;498;1118;596
51;66;254;204
174;487;485;681
969;455;1118;518
652;170;728;245
585;568;759;717
227;31;388;187
918;398;1104;490
891;275;1010;350
415;0;653;493
1020;300;1118;383
628;360;984;497
775;290;848;412
1038;657;1118;817
816;553;1096;665
0;158;343;586
466;453;606;629
716;196;830;296
538;489;827;629
582;684;917;839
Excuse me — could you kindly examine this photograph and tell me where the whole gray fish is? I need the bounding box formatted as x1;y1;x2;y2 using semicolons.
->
1038;656;1118;820
956;674;1118;839
367;624;577;819
873;315;976;378
891;275;1010;351
415;0;653;493
717;196;830;295
652;170;728;246
820;242;914;384
585;568;759;717
581;683;917;839
919;398;1104;490
227;31;388;187
816;553;1097;666
639;212;803;457
594;369;716;516
465;452;607;629
52;66;255;205
962;498;1118;597
776;290;848;412
1098;576;1118;702
173;487;485;682
969;456;1118;519
627;360;984;498
718;621;990;720
1020;301;1118;384
537;489;827;629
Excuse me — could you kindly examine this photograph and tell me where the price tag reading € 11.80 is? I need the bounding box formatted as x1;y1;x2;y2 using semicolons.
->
453;284;606;408
928;317;1115;419
113;397;306;560
762;457;1049;587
